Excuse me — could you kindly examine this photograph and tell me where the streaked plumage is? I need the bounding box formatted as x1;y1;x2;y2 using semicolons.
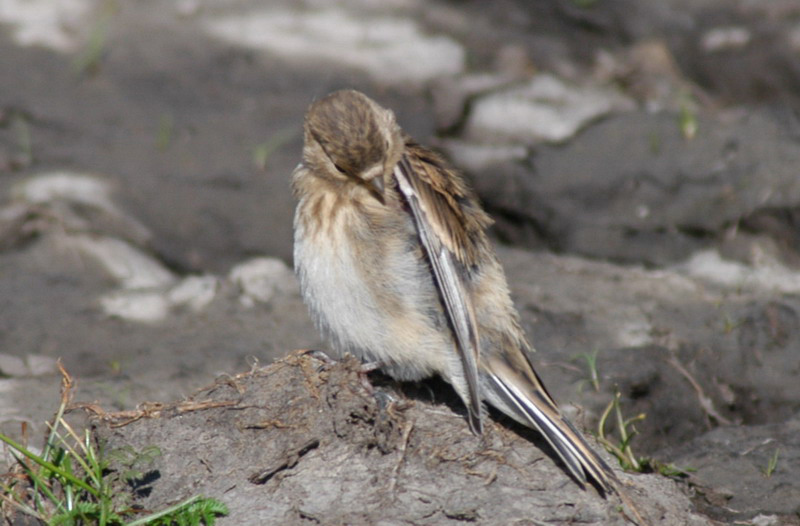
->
292;89;617;492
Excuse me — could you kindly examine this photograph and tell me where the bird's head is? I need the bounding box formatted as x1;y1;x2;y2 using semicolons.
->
303;90;404;203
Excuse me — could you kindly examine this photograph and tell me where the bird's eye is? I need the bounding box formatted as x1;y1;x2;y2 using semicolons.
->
333;163;346;174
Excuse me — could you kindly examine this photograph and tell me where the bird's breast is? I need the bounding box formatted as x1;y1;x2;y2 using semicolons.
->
293;189;453;381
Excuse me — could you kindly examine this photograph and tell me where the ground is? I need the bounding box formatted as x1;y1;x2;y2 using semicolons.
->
1;1;799;524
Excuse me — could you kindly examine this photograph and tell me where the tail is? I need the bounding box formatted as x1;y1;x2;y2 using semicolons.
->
484;357;617;493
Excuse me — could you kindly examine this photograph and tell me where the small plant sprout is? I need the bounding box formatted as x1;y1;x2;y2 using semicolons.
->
577;349;601;392
678;90;698;140
156;114;175;151
763;448;779;478
597;390;646;472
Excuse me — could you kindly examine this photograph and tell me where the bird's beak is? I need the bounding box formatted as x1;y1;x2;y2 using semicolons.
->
369;175;386;205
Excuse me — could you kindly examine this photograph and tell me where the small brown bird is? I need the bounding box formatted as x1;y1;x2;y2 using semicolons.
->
292;89;616;492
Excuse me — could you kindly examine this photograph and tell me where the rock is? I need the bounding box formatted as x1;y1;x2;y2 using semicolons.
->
229;257;297;307
100;289;171;323
473;109;800;266
0;354;27;377
462;74;634;145
67;235;175;290
0;353;57;377
203;7;465;87
167;275;218;312
22;354;58;376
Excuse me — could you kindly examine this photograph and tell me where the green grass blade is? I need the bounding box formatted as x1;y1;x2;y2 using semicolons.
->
0;433;99;497
125;495;202;526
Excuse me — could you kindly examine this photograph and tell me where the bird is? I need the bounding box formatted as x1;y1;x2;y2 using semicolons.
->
291;89;617;493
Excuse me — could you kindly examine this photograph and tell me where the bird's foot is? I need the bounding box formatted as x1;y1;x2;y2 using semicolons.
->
299;350;385;394
301;348;337;365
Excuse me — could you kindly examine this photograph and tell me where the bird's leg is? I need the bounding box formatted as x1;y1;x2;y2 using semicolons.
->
359;360;383;373
357;360;385;394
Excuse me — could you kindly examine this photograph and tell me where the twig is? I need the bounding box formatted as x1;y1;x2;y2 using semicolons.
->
666;356;732;426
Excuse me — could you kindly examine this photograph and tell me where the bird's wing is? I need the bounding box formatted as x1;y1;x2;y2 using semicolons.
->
393;145;619;496
393;150;489;435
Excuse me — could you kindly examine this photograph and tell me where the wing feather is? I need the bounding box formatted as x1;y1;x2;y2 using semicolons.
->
393;154;484;435
400;142;492;267
485;354;617;493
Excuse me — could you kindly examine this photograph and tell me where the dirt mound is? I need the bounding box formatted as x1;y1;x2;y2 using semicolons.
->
92;352;708;525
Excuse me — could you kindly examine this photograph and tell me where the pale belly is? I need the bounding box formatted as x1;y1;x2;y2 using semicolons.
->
293;213;454;382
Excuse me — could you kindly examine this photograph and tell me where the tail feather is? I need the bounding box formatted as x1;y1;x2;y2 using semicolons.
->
486;373;616;493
